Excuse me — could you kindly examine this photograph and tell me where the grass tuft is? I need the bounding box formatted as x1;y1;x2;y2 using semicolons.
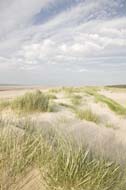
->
11;90;49;113
70;95;82;106
75;108;99;123
46;93;57;99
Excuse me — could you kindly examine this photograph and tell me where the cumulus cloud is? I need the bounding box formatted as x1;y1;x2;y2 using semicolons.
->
0;0;126;84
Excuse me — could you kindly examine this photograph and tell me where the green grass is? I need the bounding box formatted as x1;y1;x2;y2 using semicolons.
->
0;125;51;189
62;87;77;94
62;87;82;98
84;87;99;96
0;99;10;110
46;93;57;99
75;108;100;123
106;123;116;129
48;88;62;93
48;101;59;112
0;90;53;113
95;94;126;115
11;90;49;113
70;95;82;106
85;89;126;115
0;121;126;190
45;147;125;190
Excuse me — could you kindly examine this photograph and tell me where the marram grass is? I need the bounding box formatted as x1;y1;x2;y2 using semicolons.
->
75;108;100;123
70;95;82;106
0;90;52;113
85;89;126;115
0;121;126;190
11;90;49;112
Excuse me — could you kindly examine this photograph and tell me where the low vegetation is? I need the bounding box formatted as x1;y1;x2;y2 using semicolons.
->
0;91;52;113
46;93;57;100
11;90;50;112
1;86;126;189
95;94;126;115
70;95;82;106
0;100;10;110
75;108;100;124
0;121;126;190
85;89;126;115
48;101;59;112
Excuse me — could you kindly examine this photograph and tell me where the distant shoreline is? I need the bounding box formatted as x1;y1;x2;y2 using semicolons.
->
0;85;50;92
0;84;126;92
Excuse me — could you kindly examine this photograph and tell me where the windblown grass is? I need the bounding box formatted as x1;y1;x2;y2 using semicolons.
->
85;89;126;115
46;93;57;99
11;90;49;113
0;124;50;189
70;95;82;106
48;88;62;93
95;94;126;115
0;100;10;110
0;90;51;113
62;87;77;94
0;121;126;190
75;108;100;123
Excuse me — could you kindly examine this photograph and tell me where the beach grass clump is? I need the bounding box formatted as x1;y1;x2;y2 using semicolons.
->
44;145;125;190
84;87;98;96
62;87;81;97
46;93;57;99
0;121;126;190
11;90;49;112
105;123;117;129
80;86;99;94
62;87;76;93
48;101;59;112
70;95;82;106
48;88;62;93
75;108;99;123
0;125;51;189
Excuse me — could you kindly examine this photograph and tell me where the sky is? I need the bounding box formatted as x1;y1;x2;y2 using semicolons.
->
0;0;126;86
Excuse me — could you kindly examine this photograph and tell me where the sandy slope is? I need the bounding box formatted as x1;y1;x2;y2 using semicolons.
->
1;86;126;189
11;169;43;190
100;89;126;106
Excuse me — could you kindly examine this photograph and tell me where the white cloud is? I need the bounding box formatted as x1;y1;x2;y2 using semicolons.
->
0;0;126;84
15;16;126;68
0;0;54;35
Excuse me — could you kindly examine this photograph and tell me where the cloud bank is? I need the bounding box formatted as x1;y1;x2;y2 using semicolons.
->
0;0;126;85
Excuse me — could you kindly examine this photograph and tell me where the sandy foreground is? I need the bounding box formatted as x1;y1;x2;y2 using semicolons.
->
1;86;126;189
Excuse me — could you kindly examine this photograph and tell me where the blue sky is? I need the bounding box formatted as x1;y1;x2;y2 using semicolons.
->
0;0;126;85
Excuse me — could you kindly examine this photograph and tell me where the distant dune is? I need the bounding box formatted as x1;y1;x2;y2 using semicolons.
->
107;84;126;88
